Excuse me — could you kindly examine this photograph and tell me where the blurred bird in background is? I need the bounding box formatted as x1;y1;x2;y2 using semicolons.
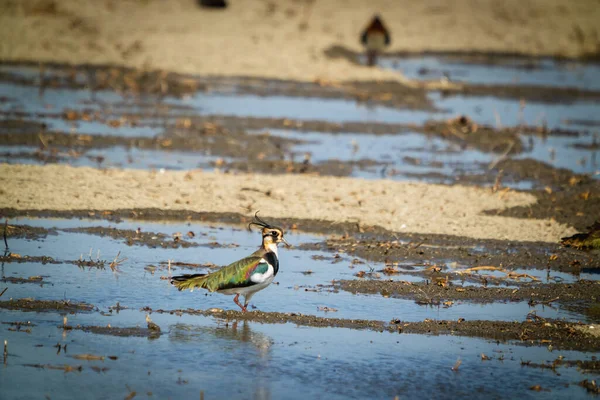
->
360;15;391;67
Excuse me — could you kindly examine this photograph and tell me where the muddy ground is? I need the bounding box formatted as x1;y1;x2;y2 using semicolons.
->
1;62;598;233
3;210;599;268
0;297;597;352
147;306;599;353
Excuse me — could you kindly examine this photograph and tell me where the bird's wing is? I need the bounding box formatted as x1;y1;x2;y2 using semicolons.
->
202;256;270;292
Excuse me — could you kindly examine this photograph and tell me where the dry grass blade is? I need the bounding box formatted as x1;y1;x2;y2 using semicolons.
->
38;133;49;149
109;251;127;272
0;288;7;298
506;272;540;281
491;169;504;193
460;265;541;283
488;141;515;170
3;220;8;250
72;353;105;361
461;266;504;273
124;384;137;400
452;358;462;371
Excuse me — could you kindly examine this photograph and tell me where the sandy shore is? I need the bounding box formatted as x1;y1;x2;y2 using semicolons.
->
0;164;575;242
1;0;599;83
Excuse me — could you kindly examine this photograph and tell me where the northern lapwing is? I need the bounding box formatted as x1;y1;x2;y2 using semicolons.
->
171;213;289;312
360;15;391;66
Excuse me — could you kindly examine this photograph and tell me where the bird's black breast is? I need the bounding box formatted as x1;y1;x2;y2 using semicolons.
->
264;252;279;276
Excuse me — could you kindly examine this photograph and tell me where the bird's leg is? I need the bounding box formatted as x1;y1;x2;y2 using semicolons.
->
243;293;254;312
367;50;377;66
233;294;247;312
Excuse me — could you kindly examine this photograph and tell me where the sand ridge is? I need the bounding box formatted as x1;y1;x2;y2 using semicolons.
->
0;163;575;243
1;0;599;83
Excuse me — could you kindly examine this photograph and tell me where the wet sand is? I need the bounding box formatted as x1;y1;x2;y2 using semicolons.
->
0;163;576;242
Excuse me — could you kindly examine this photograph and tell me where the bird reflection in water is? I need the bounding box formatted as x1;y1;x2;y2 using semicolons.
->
170;320;273;399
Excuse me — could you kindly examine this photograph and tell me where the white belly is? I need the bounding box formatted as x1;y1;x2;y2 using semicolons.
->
366;32;387;52
218;276;274;296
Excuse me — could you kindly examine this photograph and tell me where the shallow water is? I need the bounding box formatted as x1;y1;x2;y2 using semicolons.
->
433;92;600;131
1;309;596;400
253;128;600;182
0;144;226;171
2;218;592;323
382;56;600;91
1;216;598;399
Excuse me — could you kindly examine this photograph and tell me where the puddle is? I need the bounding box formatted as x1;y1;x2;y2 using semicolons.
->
2;65;600;134
2;217;598;397
516;134;599;175
1;145;227;171
256;129;488;179
432;92;600;131
185;93;437;124
38;115;161;138
1;308;597;399
382;56;600;91
377;261;596;286
0;83;173;138
2;218;592;323
254;129;599;183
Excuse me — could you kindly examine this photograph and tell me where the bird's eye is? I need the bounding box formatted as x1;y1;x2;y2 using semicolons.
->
271;231;278;237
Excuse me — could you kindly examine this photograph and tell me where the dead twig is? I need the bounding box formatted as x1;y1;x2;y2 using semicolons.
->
3;220;8;250
109;251;127;272
506;272;540;282
461;266;504;273
410;240;425;250
38;133;49;150
491;169;504;193
452;358;462;371
488;141;515;171
459;265;540;283
527;311;547;322
0;288;7;297
541;297;560;304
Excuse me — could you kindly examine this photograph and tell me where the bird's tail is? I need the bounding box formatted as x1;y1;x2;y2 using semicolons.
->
170;273;209;291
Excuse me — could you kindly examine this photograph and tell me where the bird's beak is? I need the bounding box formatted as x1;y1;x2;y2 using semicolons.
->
281;237;291;248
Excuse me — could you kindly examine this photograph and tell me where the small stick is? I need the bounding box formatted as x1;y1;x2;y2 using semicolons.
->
38;63;46;97
506;272;540;282
462;266;505;273
410;240;425;249
452;358;462;371
109;251;127;272
488;141;515;171
541;297;560;305
3;220;8;250
493;108;502;129
492;169;504;193
0;288;7;297
38;133;49;150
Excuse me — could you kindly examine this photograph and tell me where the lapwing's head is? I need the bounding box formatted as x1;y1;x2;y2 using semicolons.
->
248;211;290;247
